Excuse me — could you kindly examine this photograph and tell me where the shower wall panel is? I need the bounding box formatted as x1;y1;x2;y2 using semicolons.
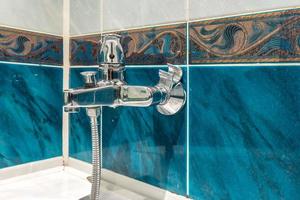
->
188;8;300;200
69;7;300;199
0;63;63;168
189;66;300;200
0;26;63;169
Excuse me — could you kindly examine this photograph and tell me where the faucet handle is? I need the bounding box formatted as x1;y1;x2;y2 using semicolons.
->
80;71;97;88
98;34;125;66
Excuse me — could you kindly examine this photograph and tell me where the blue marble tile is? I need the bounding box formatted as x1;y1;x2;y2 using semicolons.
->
69;66;187;195
70;23;187;66
0;63;63;168
189;66;300;200
0;27;63;65
69;67;98;163
190;9;300;64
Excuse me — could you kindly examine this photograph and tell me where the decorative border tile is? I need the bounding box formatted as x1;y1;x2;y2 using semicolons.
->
0;27;63;65
70;35;100;66
190;9;300;64
70;24;187;65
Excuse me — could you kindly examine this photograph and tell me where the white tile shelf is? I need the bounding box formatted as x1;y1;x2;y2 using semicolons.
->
0;157;189;200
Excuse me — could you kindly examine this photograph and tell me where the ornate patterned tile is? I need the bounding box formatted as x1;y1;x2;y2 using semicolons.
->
0;27;63;65
70;36;100;66
70;24;187;65
190;9;300;64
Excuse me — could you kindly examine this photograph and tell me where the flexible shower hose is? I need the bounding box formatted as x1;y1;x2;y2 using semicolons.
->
86;107;102;200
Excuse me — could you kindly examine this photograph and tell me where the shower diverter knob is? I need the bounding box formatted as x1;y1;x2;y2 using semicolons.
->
80;71;97;88
156;63;186;115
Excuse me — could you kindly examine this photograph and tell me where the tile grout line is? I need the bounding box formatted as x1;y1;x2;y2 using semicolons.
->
69;65;187;68
0;61;63;68
62;0;70;166
186;0;190;197
100;0;104;167
189;63;300;67
68;62;300;69
2;61;299;70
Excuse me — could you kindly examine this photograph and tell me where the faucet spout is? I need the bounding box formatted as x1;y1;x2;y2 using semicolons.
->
64;83;168;111
64;82;119;110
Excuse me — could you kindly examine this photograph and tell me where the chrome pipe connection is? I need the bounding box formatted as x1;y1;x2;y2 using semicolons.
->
64;34;186;115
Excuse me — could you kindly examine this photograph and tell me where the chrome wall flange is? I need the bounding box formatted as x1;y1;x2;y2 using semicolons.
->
157;82;186;115
155;63;186;115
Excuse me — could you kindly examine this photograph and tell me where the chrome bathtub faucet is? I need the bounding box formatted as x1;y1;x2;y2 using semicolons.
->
63;34;186;200
64;34;186;115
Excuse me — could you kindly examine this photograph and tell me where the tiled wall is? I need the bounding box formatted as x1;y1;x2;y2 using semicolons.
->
0;63;63;168
70;0;101;36
69;8;300;199
102;0;186;32
189;0;300;20
69;68;94;163
189;66;300;200
101;68;187;194
0;0;63;35
0;27;63;66
190;10;300;63
0;27;63;169
102;0;299;32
